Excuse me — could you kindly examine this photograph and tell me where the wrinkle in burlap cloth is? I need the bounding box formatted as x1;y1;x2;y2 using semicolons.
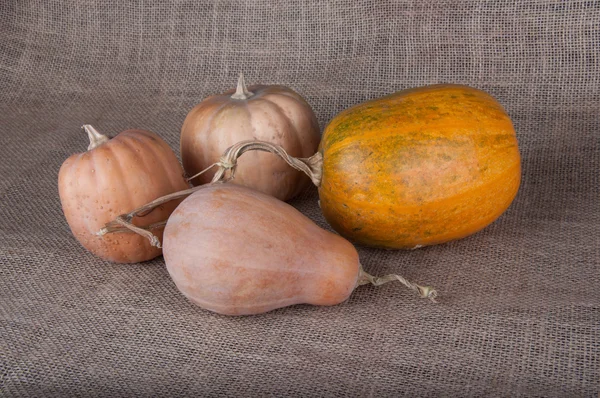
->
1;1;598;396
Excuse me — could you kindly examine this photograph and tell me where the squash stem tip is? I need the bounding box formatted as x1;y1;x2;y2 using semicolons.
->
357;265;438;303
186;160;235;182
231;72;254;100
417;286;438;302
97;186;205;243
82;124;110;151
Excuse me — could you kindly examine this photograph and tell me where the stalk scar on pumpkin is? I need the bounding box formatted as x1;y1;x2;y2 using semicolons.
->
98;140;437;302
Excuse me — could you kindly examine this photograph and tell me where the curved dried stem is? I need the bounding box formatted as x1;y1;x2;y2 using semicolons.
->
113;216;162;248
357;264;438;302
186;162;222;182
96;185;206;245
98;220;167;236
97;140;323;247
213;140;323;186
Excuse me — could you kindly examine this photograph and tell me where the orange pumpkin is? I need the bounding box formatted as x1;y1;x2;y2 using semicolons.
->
318;84;521;249
180;74;320;201
58;125;189;263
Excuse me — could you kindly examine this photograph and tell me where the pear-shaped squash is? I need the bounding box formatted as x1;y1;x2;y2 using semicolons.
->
162;184;435;315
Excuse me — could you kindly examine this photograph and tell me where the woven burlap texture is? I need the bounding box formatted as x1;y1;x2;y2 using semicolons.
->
1;1;598;396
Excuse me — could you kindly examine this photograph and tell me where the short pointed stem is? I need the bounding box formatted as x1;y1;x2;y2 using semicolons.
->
357;265;438;302
230;73;254;100
83;124;109;150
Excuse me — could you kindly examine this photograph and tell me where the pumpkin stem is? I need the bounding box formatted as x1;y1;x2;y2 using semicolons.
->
83;124;110;150
96;184;208;246
185;161;225;182
97;219;167;238
230;73;254;100
213;140;323;186
113;216;162;248
357;264;438;302
97;140;322;246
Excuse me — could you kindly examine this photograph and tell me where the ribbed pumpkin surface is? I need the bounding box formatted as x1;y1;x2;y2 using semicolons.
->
318;84;521;249
58;129;189;263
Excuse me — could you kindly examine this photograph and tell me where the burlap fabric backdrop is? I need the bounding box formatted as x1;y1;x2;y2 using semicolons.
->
1;1;598;396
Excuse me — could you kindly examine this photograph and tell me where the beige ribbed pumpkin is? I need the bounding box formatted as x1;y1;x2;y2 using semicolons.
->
58;125;189;263
180;74;320;201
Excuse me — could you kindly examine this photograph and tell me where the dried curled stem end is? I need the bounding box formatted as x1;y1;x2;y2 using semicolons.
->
357;264;438;302
97;140;322;246
98;219;167;239
96;185;207;247
113;216;162;248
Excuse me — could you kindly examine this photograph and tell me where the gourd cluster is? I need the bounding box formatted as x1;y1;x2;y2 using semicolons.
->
58;74;521;315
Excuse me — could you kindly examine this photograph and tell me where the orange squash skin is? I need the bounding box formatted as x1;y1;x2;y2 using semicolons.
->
318;84;521;249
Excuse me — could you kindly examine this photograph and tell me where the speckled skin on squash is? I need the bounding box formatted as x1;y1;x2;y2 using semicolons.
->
58;129;190;263
318;84;521;249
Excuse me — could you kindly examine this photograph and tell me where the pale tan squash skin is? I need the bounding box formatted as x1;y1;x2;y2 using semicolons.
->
58;129;189;263
180;78;320;201
163;184;360;316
